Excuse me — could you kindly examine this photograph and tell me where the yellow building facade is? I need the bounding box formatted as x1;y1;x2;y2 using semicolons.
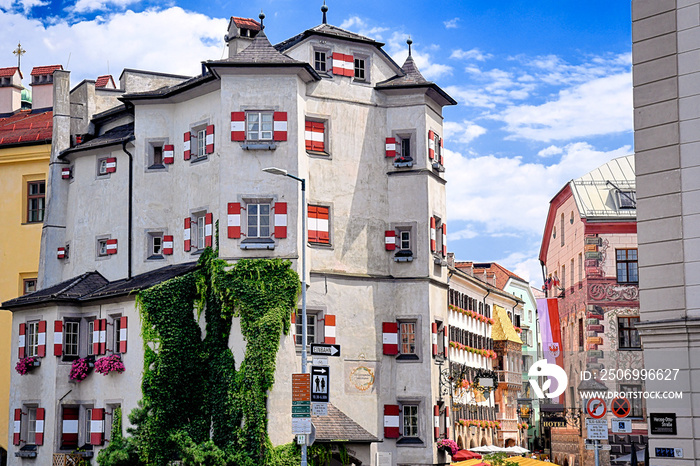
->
0;141;51;456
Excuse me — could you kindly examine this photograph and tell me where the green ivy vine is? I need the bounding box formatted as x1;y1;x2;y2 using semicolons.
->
98;248;303;466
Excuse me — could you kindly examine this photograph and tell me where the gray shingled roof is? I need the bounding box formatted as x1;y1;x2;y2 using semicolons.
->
312;404;377;443
376;55;427;86
2;262;198;309
217;30;302;64
59;122;134;158
276;23;383;52
121;73;216;101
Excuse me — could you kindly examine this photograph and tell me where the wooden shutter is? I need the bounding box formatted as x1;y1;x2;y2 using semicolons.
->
13;408;21;445
105;157;117;173
428;130;435;160
90;408;105;445
273;112;288;141
119;316;128;353
324;314;336;344
308;206;330;244
274;202;287;238
431;322;438;357
385;137;396;158
61;167;71;179
336;54;354;76
442;223;447;257
444;406;450;438
184;217;191;251
183;131;191;160
385;230;396;251
163;144;174;164
430;217;436;253
54;320;63;356
106;239;117;255
443;326;448;357
440;137;444;165
37;320;46;357
308;206;319;243
204;213;213;247
228;203;241;238
35;408;45;445
434;405;440;439
93;319;106;355
305;121;325;151
231;112;245;141
57;247;66;259
205;124;215;154
163;235;173;255
382;322;398;355
62;407;79;449
383;405;400;439
18;323;26;358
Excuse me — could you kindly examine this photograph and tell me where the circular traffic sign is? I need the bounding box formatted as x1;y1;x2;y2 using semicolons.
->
586;397;607;419
611;397;631;418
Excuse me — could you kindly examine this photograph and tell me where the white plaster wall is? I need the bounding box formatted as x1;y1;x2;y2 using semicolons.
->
31;84;53;110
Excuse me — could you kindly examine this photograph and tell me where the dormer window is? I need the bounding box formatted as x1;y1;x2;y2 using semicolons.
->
618;190;636;209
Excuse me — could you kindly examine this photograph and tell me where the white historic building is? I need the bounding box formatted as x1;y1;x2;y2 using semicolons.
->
3;9;457;466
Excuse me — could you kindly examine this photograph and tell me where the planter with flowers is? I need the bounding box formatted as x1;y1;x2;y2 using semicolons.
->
436;438;459;456
69;357;93;382
94;354;125;375
15;356;40;375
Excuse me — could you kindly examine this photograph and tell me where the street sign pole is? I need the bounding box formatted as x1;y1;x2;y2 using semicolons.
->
594;440;600;466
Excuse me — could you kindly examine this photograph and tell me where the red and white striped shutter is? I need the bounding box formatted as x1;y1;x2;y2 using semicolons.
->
163;235;173;255
163;144;174;164
305;121;313;151
228;203;241;238
13;408;21;445
90;408;105;445
205;124;215;154
231;112;245;141
106;238;118;255
204;213;213;247
274;202;287;238
382;322;398;355
119;316;128;353
54;320;63;356
273;112;287;141
18;323;26;358
430;217;436;253
62;167;71;179
94;319;106;355
105;157;117;173
443;326;448;358
431;322;438;357
308;206;318;243
344;54;354;76
428;130;435;160
385;230;396;251
35;408;45;445
57;247;66;259
37;320;46;357
385;137;396;158
440;138;444;165
383;405;400;439
62;407;79;449
332;52;346;75
324;314;336;344
184;217;191;251
434;405;440;439
442;223;447;257
183;131;191;160
445;406;450;438
318;207;330;243
305;121;325;151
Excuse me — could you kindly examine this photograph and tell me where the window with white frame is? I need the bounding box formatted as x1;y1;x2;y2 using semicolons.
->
64;321;80;358
87;320;95;356
399;321;416;355
247;112;273;141
401;404;419;437
148;232;164;259
247;203;271;238
113;315;122;353
23;278;37;295
27;407;37;444
190;127;207;159
85;408;93;441
295;312;318;347
394;226;414;261
190;213;206;250
26;321;39;357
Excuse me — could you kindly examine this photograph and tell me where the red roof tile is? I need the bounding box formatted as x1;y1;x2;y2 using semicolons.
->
454;261;527;291
31;65;63;76
95;75;115;88
0;110;52;146
231;16;261;31
0;67;21;78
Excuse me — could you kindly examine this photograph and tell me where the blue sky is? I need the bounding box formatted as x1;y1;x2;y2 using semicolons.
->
1;0;634;285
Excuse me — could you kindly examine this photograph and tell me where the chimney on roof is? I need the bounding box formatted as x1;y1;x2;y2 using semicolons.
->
30;65;63;110
0;67;23;114
225;16;262;58
447;252;455;268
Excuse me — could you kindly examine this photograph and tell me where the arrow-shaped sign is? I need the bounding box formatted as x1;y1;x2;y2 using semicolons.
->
310;344;341;357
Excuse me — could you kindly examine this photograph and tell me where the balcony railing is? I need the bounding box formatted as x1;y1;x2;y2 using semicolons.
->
496;370;521;386
52;454;86;466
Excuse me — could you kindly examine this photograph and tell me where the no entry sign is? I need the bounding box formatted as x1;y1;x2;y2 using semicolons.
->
586;397;607;419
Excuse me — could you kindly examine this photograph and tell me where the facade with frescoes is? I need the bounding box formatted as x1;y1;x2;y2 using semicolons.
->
539;154;647;466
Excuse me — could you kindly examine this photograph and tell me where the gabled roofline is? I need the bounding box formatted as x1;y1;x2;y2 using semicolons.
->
120;72;216;101
538;183;573;264
449;265;524;305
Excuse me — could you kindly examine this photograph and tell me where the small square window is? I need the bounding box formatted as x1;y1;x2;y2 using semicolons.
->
98;158;108;175
618;190;636;209
402;404;418;437
247;203;271;238
314;50;327;72
148;232;164;259
354;58;366;80
400;322;416;355
308;205;330;245
295;313;318;346
98;239;108;256
64;321;80;357
616;249;638;283
27;181;45;223
247;112;274;141
618;316;641;350
399;231;410;250
190;214;206;250
23;278;37;295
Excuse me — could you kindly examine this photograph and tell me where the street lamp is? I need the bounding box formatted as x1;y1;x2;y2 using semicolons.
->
262;167;308;466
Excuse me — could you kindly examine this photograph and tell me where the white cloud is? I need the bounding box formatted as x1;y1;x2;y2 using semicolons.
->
450;48;492;61
339;15;388;40
444;17;460;29
496;72;632;142
537;145;563;157
448;228;478;240
0;0;47;13
0;8;227;85
444;142;632;236
497;252;543;286
443;120;487;144
387;32;452;80
73;0;138;13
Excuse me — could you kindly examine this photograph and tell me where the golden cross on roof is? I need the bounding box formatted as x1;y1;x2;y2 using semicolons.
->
13;42;26;70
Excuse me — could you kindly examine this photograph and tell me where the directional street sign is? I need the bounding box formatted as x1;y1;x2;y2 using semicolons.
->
311;366;330;402
586;397;607;419
310;344;341;357
292;373;311;402
611;397;631;418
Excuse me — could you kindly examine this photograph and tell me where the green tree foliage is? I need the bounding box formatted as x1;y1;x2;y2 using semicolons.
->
98;249;300;466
